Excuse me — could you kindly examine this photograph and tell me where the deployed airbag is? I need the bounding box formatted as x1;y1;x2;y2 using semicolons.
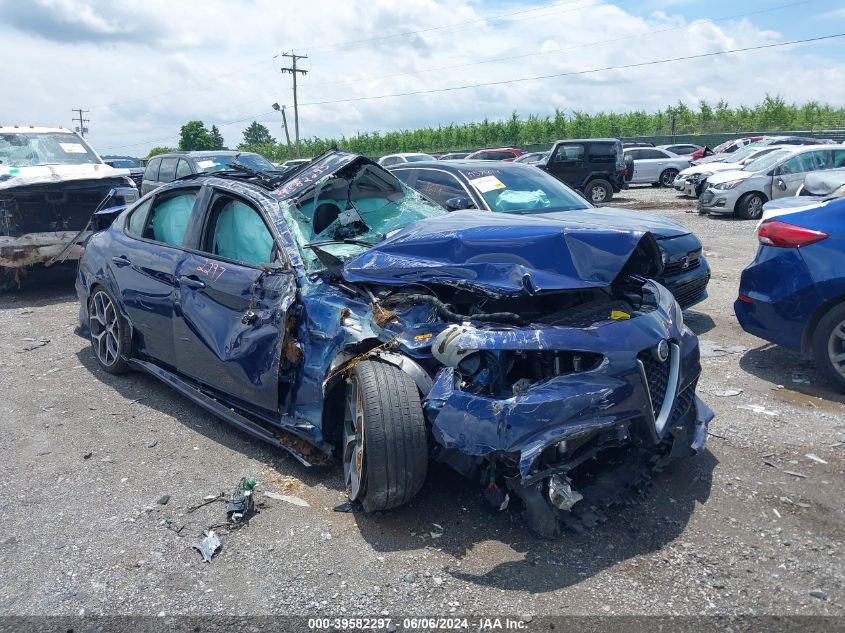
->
214;201;273;264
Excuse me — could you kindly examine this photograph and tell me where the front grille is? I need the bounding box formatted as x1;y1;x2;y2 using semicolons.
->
129;173;143;189
699;191;715;206
638;348;671;417
671;274;710;308
663;252;702;277
670;381;697;427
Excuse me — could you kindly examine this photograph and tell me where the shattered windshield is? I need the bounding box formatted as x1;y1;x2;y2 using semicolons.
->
0;132;100;167
461;165;590;213
281;161;446;272
195;153;275;173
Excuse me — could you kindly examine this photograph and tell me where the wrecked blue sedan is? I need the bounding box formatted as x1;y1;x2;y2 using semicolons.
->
76;150;713;536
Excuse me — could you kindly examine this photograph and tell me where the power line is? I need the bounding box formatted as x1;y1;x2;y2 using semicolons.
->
305;0;821;89
296;33;845;107
281;52;308;158
71;108;90;137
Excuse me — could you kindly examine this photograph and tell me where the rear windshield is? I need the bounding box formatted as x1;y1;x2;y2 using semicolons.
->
0;132;100;167
404;154;436;162
195;153;275;173
461;165;590;213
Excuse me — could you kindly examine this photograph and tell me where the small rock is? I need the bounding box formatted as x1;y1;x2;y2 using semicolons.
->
157;495;170;505
713;388;742;397
147;439;158;448
404;572;416;583
82;452;93;460
433;577;443;586
809;590;827;601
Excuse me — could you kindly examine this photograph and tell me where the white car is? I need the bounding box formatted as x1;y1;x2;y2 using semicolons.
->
623;147;690;187
377;152;436;167
673;145;787;197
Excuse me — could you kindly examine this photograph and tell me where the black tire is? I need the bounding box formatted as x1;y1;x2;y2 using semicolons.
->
87;285;132;374
812;302;845;392
736;192;766;220
659;168;679;188
586;179;613;204
343;361;428;512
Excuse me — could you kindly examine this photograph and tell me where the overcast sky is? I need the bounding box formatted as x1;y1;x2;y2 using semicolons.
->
2;0;844;157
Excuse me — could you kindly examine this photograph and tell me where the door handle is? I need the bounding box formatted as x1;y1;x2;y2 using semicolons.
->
111;256;131;267
179;275;206;290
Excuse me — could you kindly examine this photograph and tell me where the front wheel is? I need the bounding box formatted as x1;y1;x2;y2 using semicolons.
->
660;168;679;188
88;287;132;374
343;361;428;512
813;303;845;392
587;179;613;204
736;192;766;220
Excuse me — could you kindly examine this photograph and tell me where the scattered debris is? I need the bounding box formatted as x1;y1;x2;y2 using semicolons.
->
809;590;828;601
264;491;309;507
713;388;743;397
430;531;443;539
404;572;416;583
320;531;332;542
772;508;781;518
699;340;747;359
157;495;170;506
333;501;356;513
146;439;158;448
17;337;50;353
805;453;827;465
783;470;808;479
192;530;221;562
738;404;779;417
227;478;257;523
187;494;222;513
790;374;810;384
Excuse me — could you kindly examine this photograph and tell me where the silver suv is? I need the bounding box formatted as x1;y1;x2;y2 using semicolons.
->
698;145;845;219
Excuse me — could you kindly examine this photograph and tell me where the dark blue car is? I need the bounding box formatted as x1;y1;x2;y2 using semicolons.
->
76;150;713;537
735;198;845;391
389;160;710;309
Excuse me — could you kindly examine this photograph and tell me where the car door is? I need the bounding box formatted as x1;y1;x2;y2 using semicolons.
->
109;187;201;366
546;143;586;188
173;187;295;413
772;151;823;199
141;157;162;195
637;148;670;182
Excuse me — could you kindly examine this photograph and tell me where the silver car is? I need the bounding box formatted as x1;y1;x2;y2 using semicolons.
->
673;145;786;197
699;145;845;219
624;147;691;187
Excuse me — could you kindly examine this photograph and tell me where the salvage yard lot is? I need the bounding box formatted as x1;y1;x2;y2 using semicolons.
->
0;185;842;616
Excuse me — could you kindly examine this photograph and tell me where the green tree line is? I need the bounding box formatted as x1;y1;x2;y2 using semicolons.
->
149;96;845;160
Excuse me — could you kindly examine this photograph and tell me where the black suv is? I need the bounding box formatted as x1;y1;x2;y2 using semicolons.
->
535;138;629;203
141;151;275;195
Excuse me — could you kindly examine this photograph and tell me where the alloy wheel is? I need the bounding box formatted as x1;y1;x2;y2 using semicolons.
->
828;320;845;379
661;170;678;187
343;376;366;500
747;195;764;218
89;290;120;367
590;185;607;203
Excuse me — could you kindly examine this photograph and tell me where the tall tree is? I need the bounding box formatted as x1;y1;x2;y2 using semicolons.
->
210;125;226;150
178;121;214;151
146;146;175;158
241;121;275;147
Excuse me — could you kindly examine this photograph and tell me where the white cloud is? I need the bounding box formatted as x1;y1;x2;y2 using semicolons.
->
0;0;842;156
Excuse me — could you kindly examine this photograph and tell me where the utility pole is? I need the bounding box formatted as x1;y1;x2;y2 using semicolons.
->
280;52;307;158
71;108;90;137
272;102;292;155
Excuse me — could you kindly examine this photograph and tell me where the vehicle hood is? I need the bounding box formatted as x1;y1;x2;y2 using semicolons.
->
680;162;741;177
0;163;129;190
341;210;662;295
707;169;753;185
535;207;690;238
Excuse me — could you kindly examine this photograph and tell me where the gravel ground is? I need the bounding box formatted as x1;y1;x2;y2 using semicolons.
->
0;184;843;618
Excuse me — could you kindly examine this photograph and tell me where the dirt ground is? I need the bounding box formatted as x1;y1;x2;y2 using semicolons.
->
0;185;843;618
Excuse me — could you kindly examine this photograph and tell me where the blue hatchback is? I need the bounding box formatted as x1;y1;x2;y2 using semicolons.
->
735;198;845;391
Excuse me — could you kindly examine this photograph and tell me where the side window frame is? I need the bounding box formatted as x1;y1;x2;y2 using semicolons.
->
125;198;154;237
158;157;178;183
414;168;473;207
144;158;161;182
122;187;201;249
175;158;192;179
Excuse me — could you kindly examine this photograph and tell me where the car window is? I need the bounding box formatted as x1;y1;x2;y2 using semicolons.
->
405;154;436;162
638;149;668;159
807;150;832;170
381;157;399;166
142;192;197;246
158;157;178;183
833;150;845;169
779;152;818;175
126;199;153;237
391;169;413;185
461;165;590;213
497;152;516;160
204;197;274;265
744;149;791;173
413;170;469;207
555;144;585;161
175;158;192;179
588;144;616;162
144;158;161;181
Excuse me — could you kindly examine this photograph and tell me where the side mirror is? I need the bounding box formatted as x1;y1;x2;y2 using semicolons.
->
776;177;788;191
444;196;475;211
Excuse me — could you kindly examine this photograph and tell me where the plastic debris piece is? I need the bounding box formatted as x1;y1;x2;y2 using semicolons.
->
192;530;221;562
783;470;808;479
805;453;827;465
773;508;781;518
713;389;742;397
264;491;309;507
430;531;443;539
227;477;256;522
157;495;170;505
17;337;50;353
333;501;356;513
610;310;630;321
737;404;779;417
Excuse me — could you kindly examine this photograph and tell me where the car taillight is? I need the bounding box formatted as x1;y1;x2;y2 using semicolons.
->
757;220;828;248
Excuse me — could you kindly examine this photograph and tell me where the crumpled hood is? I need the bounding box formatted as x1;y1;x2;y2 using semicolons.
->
536;207;690;238
707;169;752;185
341;210;660;294
0;163;130;190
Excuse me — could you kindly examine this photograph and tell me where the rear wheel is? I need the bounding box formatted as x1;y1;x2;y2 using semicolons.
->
343;361;428;511
659;168;679;188
587;179;613;204
736;192;766;220
88;286;132;374
813;303;845;392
